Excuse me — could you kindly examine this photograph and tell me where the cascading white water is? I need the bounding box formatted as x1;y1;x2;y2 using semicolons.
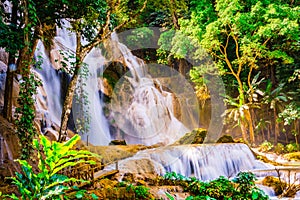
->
72;48;111;145
35;41;62;129
34;24;197;146
107;33;190;145
105;143;271;181
35;23;111;145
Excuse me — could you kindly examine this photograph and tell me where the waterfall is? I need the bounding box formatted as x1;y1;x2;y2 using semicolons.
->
34;23;111;145
72;48;111;145
35;41;62;129
106;33;190;145
106;143;271;181
34;25;193;146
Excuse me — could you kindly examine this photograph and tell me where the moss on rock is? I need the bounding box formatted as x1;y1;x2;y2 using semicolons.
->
174;128;207;145
262;176;287;195
216;135;235;143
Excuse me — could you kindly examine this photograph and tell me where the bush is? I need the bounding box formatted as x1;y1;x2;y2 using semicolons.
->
286;143;298;153
164;171;269;200
274;143;285;154
259;141;273;152
126;184;150;199
6;135;99;200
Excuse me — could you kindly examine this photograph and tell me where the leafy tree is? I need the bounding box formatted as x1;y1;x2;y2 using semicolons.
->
258;82;289;144
175;0;299;143
0;0;116;158
278;102;300;148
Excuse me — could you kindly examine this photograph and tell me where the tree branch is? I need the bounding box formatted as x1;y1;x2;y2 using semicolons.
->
82;0;147;56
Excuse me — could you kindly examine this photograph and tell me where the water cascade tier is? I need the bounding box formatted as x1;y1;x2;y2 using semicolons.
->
105;143;270;181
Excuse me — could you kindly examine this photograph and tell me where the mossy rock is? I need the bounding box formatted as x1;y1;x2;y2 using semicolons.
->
283;152;300;161
262;176;287;195
234;137;247;144
216;135;235;143
109;139;127;145
174;128;207;145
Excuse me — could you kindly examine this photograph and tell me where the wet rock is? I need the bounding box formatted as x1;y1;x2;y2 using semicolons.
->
217;135;235;143
262;176;287;195
122;172;135;183
283;152;300;161
109;139;127;145
174;128;207;144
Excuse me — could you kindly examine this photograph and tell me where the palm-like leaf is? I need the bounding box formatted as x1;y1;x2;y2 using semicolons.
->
7;135;100;199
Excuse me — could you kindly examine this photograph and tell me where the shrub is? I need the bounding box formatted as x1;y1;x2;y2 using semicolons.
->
286;143;298;153
126;184;150;199
164;171;269;199
259;141;273;152
274;143;285;154
6;135;99;200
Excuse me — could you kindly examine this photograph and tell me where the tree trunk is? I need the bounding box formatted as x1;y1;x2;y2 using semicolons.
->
3;1;18;122
267;124;271;140
261;126;265;141
170;0;180;29
58;63;81;142
274;108;279;144
245;109;255;145
178;58;187;76
241;122;248;143
294;121;299;150
3;56;15;122
58;29;83;142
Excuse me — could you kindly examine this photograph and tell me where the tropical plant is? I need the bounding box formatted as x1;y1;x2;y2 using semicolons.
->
259;82;289;144
126;184;150;199
163;171;268;199
274;143;285;155
6;134;99;200
286;143;298;153
278;102;300;148
259;141;274;152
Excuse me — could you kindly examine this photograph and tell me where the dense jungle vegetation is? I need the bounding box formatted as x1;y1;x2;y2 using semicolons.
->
0;0;299;199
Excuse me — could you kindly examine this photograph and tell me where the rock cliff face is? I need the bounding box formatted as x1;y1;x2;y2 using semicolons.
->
0;115;21;191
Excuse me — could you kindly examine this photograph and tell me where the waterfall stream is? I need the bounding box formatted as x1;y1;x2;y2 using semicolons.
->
105;143;271;181
34;25;192;146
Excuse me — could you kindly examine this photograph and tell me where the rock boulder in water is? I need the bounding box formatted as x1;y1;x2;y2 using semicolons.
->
262;176;287;195
216;134;235;143
173;128;207;144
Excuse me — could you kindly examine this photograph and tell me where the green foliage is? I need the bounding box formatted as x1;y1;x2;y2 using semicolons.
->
286;143;298;153
274;143;285;155
6;134;99;199
164;171;190;181
126;27;154;49
15;61;42;160
126;184;150;199
165;192;175;200
163;171;268;199
259;141;274;152
278;102;300;126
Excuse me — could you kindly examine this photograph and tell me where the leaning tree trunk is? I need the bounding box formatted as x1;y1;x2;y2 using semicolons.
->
58;30;83;142
58;64;81;142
